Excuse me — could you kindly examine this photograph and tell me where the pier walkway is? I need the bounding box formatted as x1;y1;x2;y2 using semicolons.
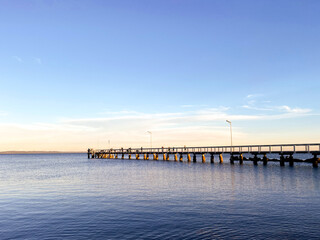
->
88;143;320;168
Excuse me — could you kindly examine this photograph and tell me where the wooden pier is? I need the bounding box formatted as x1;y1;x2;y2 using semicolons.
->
88;143;320;168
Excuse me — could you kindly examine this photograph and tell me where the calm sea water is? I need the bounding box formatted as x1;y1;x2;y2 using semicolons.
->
0;153;319;239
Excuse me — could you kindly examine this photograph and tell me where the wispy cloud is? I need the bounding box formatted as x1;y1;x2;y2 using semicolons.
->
246;93;263;99
277;105;312;114
0;103;316;151
63;105;313;130
12;56;22;62
241;105;273;111
181;104;208;108
33;57;42;64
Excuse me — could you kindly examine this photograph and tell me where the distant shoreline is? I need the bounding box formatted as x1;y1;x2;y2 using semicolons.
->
0;151;85;155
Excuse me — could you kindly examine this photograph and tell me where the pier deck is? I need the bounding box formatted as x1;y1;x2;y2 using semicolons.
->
88;143;320;167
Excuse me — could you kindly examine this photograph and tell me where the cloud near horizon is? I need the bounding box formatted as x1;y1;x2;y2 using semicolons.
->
0;104;316;152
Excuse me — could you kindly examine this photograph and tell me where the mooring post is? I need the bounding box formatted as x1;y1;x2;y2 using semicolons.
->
210;154;214;164
313;154;319;168
280;154;285;166
230;154;234;164
253;154;258;165
193;154;197;163
263;154;268;166
219;154;223;163
289;154;294;167
239;154;243;165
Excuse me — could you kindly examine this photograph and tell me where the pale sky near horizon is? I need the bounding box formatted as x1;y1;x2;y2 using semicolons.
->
0;0;320;151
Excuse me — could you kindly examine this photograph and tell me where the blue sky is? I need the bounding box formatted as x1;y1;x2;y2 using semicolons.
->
0;0;319;151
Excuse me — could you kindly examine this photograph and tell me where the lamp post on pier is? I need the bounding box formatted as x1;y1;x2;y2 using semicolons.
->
226;120;233;152
147;131;152;149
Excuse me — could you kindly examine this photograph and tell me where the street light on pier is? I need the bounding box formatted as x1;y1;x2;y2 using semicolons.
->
147;131;152;149
226;120;233;151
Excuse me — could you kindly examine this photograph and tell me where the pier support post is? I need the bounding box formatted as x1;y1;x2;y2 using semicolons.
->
155;154;159;160
174;154;178;161
115;154;118;159
167;154;170;161
136;154;140;160
128;154;131;160
187;153;191;162
146;154;149;160
88;149;90;159
122;154;124;159
280;154;285;166
202;154;206;163
289;154;294;167
210;154;214;164
143;154;147;160
219;154;223;163
263;154;268;166
253;154;258;165
91;151;95;159
230;154;234;164
163;153;166;161
239;154;243;165
313;154;319;168
179;154;183;162
193;154;197;163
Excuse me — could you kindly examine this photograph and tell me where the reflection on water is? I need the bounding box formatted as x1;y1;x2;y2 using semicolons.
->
0;154;319;239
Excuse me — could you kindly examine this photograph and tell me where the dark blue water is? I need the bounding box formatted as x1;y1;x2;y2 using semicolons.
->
0;154;319;239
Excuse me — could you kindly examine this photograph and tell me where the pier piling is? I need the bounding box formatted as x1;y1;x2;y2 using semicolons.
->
253;154;258;165
263;154;268;166
202;154;206;163
280;155;285;166
230;154;234;164
193;154;197;163
219;154;223;163
187;154;191;162
210;154;214;164
239;154;244;165
289;154;294;167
